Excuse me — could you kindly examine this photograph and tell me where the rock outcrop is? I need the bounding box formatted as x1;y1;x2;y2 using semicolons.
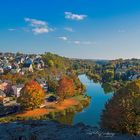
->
0;120;140;140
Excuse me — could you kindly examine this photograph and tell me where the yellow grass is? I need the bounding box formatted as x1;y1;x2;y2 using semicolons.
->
55;99;78;110
16;98;79;117
17;108;49;117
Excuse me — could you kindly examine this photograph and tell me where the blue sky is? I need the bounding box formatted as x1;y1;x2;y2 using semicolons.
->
0;0;140;59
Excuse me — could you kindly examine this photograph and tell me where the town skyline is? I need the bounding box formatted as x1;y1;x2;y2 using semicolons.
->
0;51;140;61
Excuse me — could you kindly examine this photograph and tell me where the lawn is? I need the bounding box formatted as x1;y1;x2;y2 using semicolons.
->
0;95;90;123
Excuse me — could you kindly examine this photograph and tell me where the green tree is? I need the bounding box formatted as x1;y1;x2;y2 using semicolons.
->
102;70;114;82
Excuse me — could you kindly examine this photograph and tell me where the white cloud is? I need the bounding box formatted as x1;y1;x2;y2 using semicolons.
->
24;18;46;27
74;41;81;45
58;36;68;41
8;28;16;31
73;41;96;45
32;28;49;35
65;12;87;21
57;35;95;46
64;27;74;32
24;17;53;35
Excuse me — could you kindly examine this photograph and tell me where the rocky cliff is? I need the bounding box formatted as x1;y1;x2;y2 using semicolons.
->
0;120;140;140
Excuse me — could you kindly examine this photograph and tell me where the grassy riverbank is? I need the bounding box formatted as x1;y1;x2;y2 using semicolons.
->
0;95;91;123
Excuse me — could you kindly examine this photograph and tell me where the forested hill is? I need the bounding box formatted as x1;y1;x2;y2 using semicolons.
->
41;52;72;70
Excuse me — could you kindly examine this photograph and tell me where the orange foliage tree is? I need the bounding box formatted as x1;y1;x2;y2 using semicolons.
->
17;80;45;110
56;76;75;99
101;79;140;135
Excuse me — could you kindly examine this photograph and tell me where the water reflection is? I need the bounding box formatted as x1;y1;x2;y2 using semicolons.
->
54;74;113;126
74;75;113;126
56;113;75;125
101;83;114;94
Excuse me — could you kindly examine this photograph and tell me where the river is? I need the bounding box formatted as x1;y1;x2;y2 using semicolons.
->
56;74;113;127
73;74;113;126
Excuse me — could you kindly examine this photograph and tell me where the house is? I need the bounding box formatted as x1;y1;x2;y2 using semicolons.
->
10;63;21;74
0;90;6;98
0;90;10;105
36;78;48;92
0;82;9;91
22;58;33;72
34;58;44;69
0;68;4;74
130;74;138;80
2;97;10;104
12;84;24;97
0;81;14;97
15;56;25;64
22;63;33;72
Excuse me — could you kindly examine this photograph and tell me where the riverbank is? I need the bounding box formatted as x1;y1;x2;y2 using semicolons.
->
0;120;140;140
0;95;90;123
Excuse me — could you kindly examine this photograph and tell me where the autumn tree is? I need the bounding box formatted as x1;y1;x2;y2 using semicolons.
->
101;78;140;135
69;73;86;95
56;76;75;99
17;80;45;110
48;60;54;67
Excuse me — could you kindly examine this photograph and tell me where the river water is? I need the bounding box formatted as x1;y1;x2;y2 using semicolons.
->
73;74;113;127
